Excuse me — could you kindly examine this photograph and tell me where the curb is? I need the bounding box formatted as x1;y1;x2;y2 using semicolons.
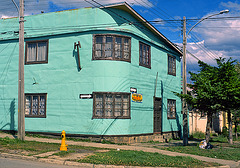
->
0;152;232;168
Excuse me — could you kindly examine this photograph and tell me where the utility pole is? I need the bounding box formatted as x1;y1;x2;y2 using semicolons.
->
182;16;188;146
18;0;25;141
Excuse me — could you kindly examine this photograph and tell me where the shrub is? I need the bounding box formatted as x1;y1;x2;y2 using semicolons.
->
190;131;205;139
222;126;228;137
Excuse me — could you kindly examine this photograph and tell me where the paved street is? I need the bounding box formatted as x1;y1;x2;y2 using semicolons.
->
0;157;77;168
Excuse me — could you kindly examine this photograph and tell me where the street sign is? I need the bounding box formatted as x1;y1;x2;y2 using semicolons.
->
79;94;93;99
130;87;137;93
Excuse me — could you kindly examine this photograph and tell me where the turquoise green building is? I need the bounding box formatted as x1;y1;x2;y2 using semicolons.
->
0;3;183;143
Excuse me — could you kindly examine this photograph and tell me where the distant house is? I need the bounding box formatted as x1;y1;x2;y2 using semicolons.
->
187;86;224;134
0;3;183;143
189;110;224;134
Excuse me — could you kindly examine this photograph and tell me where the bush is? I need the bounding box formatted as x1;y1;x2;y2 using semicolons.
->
235;125;240;132
190;131;205;139
222;126;228;137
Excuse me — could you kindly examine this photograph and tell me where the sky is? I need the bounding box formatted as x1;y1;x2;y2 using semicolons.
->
1;0;240;81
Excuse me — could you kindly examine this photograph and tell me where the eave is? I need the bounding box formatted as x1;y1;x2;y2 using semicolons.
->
103;2;182;56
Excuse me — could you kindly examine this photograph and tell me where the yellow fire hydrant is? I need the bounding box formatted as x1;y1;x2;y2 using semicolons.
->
60;130;68;151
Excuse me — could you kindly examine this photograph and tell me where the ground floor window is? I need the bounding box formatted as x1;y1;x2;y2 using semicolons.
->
167;99;176;119
25;93;47;118
93;92;130;119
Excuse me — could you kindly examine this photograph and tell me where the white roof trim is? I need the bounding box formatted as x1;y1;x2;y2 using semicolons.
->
102;2;182;56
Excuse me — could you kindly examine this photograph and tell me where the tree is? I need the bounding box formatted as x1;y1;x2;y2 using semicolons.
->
215;58;240;144
176;58;240;144
232;110;240;140
176;61;222;143
232;62;240;140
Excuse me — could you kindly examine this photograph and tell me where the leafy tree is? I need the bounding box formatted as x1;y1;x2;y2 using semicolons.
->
232;110;240;140
216;58;240;144
176;58;240;144
232;62;240;140
235;61;240;75
175;61;221;143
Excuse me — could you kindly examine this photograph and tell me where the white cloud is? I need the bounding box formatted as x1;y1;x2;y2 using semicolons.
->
185;2;240;65
153;18;165;25
0;0;153;18
220;1;240;11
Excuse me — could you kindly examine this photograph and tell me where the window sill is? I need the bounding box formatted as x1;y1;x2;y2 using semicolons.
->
92;58;131;63
168;73;176;76
25;61;48;65
139;64;151;69
25;115;46;118
92;117;131;119
167;117;176;119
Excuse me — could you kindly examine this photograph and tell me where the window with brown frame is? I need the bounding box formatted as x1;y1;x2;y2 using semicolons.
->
139;42;151;68
92;35;131;62
93;92;130;119
168;54;176;76
167;99;176;119
25;40;48;64
25;93;47;118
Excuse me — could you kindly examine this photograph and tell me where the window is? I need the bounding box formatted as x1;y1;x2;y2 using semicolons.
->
168;54;176;76
25;40;48;64
167;99;176;119
93;35;131;62
25;93;47;118
139;42;151;68
93;92;130;119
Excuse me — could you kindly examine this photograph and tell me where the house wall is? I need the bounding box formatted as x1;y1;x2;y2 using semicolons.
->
189;111;224;134
0;7;182;137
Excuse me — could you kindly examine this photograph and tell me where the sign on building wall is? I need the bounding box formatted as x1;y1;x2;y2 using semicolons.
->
79;94;93;99
132;93;142;103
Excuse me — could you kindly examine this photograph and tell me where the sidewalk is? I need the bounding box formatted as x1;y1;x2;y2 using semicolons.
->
0;132;239;168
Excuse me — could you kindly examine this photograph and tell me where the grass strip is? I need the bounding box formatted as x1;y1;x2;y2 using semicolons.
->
0;137;99;155
162;145;240;161
78;150;220;167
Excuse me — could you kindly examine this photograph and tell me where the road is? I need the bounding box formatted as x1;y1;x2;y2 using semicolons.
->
0;157;79;168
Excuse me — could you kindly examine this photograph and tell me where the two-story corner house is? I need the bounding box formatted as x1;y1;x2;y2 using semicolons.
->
0;2;183;143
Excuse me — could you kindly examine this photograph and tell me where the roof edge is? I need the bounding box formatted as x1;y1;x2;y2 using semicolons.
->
102;2;182;56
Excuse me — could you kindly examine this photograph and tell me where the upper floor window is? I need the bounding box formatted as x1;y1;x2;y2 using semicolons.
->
25;40;48;64
168;54;176;76
25;93;47;118
92;35;131;62
167;99;176;119
139;42;151;68
93;92;130;119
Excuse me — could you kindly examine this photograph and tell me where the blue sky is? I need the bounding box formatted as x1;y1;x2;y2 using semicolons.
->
1;0;240;80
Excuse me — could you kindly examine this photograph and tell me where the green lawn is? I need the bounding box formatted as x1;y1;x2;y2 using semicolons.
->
0;136;221;167
78;150;220;167
0;137;98;155
159;140;240;161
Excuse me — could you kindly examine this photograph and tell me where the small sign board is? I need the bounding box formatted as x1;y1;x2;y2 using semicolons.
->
79;94;93;99
130;87;137;93
132;93;142;103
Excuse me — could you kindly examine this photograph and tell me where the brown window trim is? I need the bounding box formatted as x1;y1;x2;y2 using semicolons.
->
167;99;176;119
92;34;131;62
25;40;49;65
168;54;176;76
92;92;131;119
25;93;47;118
139;42;151;69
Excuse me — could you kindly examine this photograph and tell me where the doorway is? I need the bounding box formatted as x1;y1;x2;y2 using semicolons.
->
154;97;162;133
